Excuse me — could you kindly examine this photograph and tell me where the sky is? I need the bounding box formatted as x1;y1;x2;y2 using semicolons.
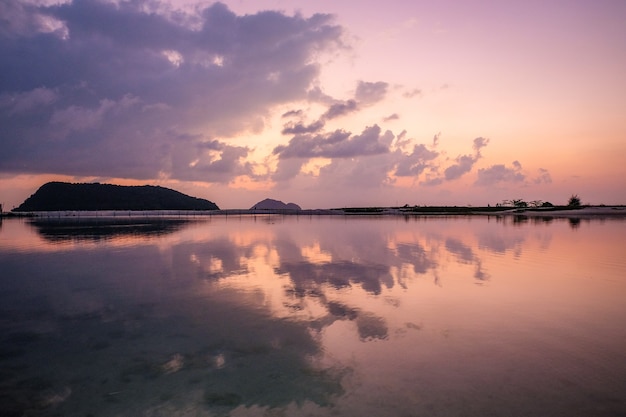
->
1;0;625;210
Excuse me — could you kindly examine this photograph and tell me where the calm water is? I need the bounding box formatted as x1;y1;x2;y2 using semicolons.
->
1;214;625;416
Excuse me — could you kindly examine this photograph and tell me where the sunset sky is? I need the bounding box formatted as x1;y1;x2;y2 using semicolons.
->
1;0;625;209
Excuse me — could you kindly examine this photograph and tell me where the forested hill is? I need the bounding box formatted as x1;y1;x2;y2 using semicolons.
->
14;182;219;211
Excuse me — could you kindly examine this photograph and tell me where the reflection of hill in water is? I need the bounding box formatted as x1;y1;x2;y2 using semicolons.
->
29;217;190;242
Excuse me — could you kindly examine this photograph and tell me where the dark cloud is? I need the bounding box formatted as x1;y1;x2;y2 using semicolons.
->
0;0;344;183
321;99;358;120
274;125;392;159
0;1;67;38
443;137;489;180
280;79;388;139
281;109;303;118
444;154;478;180
281;120;325;135
475;161;525;186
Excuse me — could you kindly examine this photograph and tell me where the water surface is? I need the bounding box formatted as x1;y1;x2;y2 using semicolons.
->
1;215;625;416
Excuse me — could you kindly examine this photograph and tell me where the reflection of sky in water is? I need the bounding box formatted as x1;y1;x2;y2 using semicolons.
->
1;215;625;416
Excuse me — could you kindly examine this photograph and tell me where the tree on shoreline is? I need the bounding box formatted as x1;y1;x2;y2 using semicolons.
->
568;194;581;207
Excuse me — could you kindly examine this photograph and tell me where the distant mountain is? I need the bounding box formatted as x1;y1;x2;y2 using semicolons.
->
250;198;301;211
14;182;219;211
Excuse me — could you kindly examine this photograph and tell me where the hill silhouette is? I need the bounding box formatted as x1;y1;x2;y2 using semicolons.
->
250;198;301;211
14;182;219;211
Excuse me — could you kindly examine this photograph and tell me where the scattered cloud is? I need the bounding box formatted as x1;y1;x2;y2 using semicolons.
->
274;125;392;159
402;88;422;98
442;137;489;181
395;144;439;177
282;109;303;118
533;168;552;184
475;161;525;186
444;154;478;180
383;113;399;122
322;99;358;120
281;120;325;135
0;0;345;182
355;81;388;105
0;0;558;205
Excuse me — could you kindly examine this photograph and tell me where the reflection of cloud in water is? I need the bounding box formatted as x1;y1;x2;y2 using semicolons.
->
394;242;437;274
356;313;389;341
277;261;393;295
6;216;622;416
445;238;475;263
474;259;490;282
477;232;526;255
445;237;490;281
0;255;345;414
324;301;389;341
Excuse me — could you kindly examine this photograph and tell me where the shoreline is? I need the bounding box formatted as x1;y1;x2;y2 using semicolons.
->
2;206;625;219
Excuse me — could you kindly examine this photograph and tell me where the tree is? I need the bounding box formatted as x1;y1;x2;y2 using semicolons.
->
567;194;581;207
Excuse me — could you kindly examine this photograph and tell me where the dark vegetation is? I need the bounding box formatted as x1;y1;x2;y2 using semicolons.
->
13;182;219;211
340;195;589;215
568;194;581;207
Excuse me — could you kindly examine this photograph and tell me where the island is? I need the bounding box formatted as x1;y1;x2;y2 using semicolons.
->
250;198;301;211
12;182;219;211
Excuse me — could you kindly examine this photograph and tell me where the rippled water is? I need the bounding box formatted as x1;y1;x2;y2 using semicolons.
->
1;214;625;416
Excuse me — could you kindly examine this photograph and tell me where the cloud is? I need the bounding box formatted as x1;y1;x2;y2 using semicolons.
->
444;154;478;180
281;79;389;136
50;94;139;134
354;81;388;105
0;87;58;114
317;152;396;189
169;137;255;183
402;88;422;98
395;144;439;177
472;136;489;155
421;177;443;187
443;137;489;181
0;0;345;182
282;109;303;118
281;120;325;135
475;161;525;186
274;125;393;159
432;132;441;147
321;99;358;120
0;0;68;38
272;158;307;182
533;168;552;184
383;113;399;122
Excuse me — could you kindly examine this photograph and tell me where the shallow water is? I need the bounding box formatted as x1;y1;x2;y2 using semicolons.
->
1;214;625;416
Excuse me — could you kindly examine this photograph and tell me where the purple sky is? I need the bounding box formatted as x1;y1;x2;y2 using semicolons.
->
1;0;625;209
